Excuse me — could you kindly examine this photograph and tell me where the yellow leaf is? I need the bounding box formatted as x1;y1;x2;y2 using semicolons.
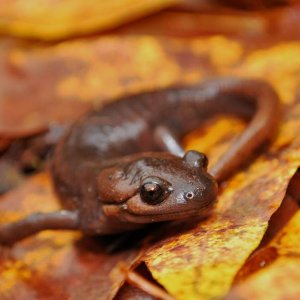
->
0;0;179;40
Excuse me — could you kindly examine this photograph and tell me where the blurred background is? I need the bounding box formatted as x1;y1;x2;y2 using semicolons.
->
1;0;299;40
1;0;300;134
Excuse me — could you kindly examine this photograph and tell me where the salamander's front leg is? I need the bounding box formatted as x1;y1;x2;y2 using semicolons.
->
0;210;79;245
154;126;185;157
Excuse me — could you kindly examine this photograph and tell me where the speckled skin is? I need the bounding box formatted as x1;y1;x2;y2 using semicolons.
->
0;78;280;244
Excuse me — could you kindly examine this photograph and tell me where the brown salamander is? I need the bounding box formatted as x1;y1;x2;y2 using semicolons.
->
0;78;280;244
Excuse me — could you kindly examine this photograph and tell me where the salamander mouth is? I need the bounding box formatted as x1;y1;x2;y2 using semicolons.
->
102;203;212;223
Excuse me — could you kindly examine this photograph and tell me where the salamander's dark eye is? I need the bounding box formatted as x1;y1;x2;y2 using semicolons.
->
140;182;165;205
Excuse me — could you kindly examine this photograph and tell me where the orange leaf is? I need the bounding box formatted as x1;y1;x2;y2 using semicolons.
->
226;196;300;299
0;0;179;40
0;174;142;300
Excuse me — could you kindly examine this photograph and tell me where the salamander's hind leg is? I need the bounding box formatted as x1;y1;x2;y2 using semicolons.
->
154;126;185;157
0;210;79;245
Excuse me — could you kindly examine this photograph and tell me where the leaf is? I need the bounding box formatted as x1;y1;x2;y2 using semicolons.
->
0;0;179;40
225;196;300;299
0;174;142;300
0;36;230;138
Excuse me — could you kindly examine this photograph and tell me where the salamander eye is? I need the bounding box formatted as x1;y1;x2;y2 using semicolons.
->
140;182;165;205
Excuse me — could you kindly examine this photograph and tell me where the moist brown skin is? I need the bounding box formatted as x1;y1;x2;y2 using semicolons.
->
0;78;280;245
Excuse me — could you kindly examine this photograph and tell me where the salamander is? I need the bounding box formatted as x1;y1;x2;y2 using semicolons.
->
0;78;280;245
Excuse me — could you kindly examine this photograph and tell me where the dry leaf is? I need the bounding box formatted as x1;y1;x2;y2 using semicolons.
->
0;36;230;138
0;0;179;40
225;195;300;299
0;174;142;300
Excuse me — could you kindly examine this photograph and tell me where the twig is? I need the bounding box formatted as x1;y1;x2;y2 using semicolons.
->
118;262;175;300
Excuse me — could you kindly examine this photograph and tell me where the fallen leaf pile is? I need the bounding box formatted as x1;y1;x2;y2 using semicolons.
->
1;1;300;299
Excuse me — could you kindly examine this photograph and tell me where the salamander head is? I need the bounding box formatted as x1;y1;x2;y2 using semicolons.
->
98;150;218;224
